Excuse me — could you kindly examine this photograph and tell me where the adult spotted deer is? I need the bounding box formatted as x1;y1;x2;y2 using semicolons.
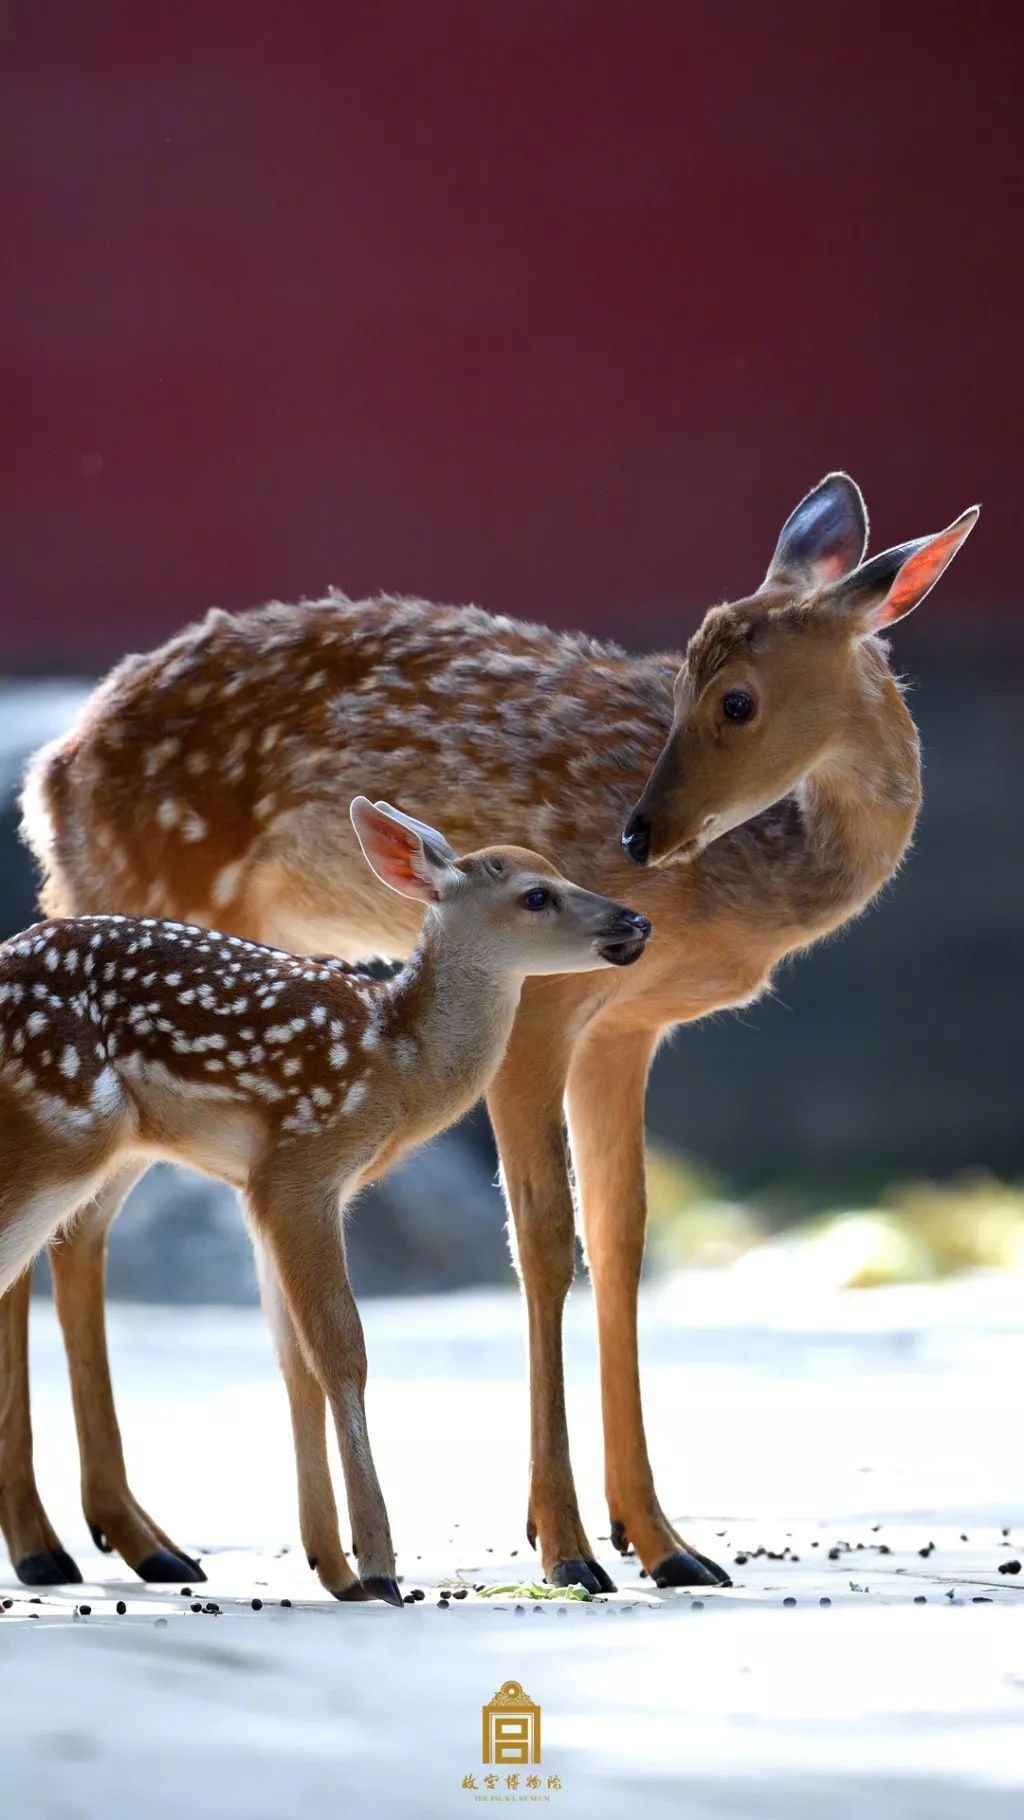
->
0;801;649;1601
5;472;976;1596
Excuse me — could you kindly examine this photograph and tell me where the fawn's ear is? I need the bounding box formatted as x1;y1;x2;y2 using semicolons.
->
762;472;869;590
824;506;980;634
350;797;460;903
371;801;459;863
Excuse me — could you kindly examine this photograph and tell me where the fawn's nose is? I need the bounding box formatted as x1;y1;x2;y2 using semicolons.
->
621;813;651;866
615;908;652;940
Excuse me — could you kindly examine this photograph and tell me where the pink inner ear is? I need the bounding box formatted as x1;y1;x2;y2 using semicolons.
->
812;551;851;586
369;821;438;901
877;526;965;624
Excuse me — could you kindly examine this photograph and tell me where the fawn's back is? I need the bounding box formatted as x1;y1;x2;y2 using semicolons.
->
0;916;392;1180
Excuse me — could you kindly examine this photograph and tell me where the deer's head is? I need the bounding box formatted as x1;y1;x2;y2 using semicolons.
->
622;473;979;867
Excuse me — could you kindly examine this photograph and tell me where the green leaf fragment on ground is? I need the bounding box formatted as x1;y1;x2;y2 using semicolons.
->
477;1581;594;1601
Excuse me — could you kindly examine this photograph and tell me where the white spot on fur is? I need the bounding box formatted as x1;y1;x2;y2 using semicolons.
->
211;859;246;908
342;1080;367;1114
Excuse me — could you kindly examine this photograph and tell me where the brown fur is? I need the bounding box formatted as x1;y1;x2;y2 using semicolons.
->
3;473;977;1593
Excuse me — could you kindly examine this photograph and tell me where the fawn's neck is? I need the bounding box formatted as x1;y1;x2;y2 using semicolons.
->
381;914;522;1118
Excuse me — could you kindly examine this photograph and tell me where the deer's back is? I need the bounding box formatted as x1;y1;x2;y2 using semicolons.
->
24;595;680;956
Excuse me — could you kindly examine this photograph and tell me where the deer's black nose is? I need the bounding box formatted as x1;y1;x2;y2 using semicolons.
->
621;813;651;866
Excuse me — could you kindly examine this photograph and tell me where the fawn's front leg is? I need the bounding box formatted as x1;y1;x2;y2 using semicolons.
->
486;1005;615;1597
566;1018;730;1589
253;1241;361;1600
0;1268;82;1585
250;1162;401;1606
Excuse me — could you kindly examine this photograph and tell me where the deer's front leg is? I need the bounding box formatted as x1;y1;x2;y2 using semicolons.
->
487;1008;615;1597
566;1019;730;1589
0;1268;82;1585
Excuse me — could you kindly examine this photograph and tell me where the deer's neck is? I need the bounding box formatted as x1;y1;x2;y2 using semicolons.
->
725;652;922;944
381;916;522;1123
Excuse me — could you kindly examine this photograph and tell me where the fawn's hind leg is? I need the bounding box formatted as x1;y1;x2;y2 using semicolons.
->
0;1164;113;1585
49;1161;205;1584
253;1239;361;1599
0;1269;82;1585
249;1163;400;1607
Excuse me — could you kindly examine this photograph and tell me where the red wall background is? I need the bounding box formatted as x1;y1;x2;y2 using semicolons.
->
3;1;1019;671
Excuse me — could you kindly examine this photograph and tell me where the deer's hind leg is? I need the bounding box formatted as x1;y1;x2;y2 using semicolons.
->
249;1151;399;1606
49;1161;205;1584
486;997;615;1597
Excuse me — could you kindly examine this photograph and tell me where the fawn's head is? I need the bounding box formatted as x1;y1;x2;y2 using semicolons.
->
622;473;979;867
351;799;651;972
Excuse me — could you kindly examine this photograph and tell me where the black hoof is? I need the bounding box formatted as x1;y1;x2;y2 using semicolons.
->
16;1548;84;1587
359;1574;404;1607
548;1558;612;1596
89;1523;114;1555
585;1557;617;1592
690;1548;732;1587
136;1548;207;1584
609;1520;631;1556
173;1551;204;1579
652;1548;731;1589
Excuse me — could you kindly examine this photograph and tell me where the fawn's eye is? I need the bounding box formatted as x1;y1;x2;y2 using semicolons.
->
722;688;756;724
522;887;554;912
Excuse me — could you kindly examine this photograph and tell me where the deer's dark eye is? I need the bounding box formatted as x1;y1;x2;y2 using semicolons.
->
522;887;553;912
722;688;756;724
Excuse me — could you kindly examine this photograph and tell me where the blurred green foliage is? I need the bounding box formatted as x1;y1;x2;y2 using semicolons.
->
645;1144;1024;1287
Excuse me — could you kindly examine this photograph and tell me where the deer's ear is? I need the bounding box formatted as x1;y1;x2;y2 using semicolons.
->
825;507;980;634
762;472;868;590
350;798;460;903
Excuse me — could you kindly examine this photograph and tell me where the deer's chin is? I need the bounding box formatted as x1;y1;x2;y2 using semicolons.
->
650;815;720;868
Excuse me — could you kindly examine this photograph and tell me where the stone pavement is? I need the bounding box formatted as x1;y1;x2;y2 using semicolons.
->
2;1277;1022;1817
